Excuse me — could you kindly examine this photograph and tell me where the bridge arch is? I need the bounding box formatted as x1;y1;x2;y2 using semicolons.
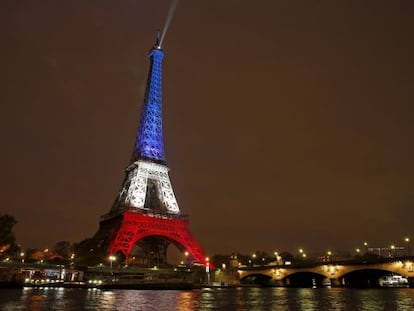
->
240;273;273;286
335;262;410;278
284;271;328;288
339;268;406;288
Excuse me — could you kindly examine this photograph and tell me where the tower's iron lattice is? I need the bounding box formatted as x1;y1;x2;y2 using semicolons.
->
92;35;206;266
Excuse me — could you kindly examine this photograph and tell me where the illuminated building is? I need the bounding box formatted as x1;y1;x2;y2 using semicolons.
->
92;34;206;266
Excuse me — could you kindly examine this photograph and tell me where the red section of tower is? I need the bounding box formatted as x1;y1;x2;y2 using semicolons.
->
108;213;206;265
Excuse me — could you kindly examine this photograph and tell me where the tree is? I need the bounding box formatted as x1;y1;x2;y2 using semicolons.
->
25;248;44;262
0;214;17;248
73;238;106;265
52;241;72;258
279;251;294;262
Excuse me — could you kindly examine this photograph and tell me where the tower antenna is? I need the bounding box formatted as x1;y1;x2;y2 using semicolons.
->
155;30;161;49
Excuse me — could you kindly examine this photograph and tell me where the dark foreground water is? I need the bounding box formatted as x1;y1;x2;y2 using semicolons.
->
0;287;414;310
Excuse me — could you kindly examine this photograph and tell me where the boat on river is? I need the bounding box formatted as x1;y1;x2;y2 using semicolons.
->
378;275;409;287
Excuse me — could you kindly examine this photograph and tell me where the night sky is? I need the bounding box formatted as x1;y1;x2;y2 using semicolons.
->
1;1;414;256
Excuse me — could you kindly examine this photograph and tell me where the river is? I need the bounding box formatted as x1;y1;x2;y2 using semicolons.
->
0;287;413;310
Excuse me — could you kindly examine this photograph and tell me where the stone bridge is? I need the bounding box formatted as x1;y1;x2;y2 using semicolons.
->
238;259;414;287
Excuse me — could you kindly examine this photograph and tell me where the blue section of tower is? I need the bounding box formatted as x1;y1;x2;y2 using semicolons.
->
133;44;166;163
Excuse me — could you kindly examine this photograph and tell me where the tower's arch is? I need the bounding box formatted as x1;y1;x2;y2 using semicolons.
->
108;213;206;264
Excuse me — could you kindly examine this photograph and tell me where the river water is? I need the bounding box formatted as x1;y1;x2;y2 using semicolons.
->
0;287;413;310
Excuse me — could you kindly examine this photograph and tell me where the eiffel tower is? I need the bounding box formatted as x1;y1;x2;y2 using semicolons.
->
92;34;206;266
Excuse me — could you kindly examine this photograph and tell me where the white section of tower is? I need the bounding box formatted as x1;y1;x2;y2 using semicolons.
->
119;160;180;214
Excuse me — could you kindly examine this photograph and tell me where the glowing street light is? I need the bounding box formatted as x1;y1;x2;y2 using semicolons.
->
274;251;282;264
356;248;360;253
109;255;116;269
184;251;189;265
404;237;411;256
205;257;210;284
390;245;396;257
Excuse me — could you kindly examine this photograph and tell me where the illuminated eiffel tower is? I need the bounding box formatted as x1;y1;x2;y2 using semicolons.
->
92;34;206;266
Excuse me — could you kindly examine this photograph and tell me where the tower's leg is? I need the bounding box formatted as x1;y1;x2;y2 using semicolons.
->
107;212;206;265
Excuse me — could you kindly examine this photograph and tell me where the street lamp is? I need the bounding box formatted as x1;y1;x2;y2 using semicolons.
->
404;237;411;256
326;251;332;262
205;257;210;284
363;242;368;253
251;253;256;263
274;251;281;264
109;255;116;269
390;245;395;257
184;251;189;265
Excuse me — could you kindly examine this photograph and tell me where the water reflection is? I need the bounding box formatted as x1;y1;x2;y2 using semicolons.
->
176;290;201;311
0;287;414;310
96;290;116;310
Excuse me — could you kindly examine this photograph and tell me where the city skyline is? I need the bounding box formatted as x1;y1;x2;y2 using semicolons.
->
1;1;414;256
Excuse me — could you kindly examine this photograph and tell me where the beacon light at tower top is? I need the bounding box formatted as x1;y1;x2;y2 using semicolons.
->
154;31;162;50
